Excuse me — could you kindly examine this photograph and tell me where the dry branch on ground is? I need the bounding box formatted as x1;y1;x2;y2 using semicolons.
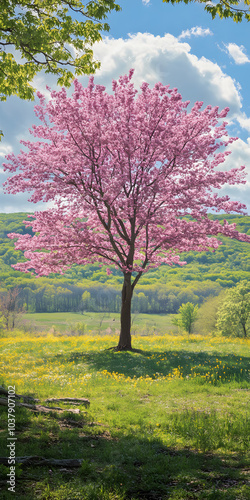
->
0;397;81;414
0;386;38;402
0;387;90;414
0;456;83;467
45;397;90;406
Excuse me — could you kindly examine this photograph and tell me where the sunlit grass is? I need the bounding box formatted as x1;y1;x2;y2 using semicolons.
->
0;332;249;399
0;329;249;499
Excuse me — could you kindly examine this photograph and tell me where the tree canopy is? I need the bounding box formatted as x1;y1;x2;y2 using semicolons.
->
216;281;250;337
172;302;199;334
3;71;250;348
163;0;250;23
0;0;120;101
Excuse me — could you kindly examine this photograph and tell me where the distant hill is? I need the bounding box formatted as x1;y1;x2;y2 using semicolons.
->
0;213;250;314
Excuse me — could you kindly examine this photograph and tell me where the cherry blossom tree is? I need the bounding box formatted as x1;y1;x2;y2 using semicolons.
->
3;71;250;349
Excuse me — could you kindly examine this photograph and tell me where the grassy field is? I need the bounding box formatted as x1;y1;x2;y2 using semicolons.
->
0;327;249;499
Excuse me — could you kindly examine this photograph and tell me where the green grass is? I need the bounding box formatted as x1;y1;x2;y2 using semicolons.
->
21;311;178;335
0;326;249;499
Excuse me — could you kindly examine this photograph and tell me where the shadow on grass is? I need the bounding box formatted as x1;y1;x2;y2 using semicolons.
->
47;348;250;385
0;407;248;500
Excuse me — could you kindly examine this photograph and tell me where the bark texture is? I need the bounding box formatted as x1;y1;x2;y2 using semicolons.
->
117;273;133;350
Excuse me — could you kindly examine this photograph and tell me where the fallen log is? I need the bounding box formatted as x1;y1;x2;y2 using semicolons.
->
0;387;89;406
45;397;90;406
0;386;38;402
0;456;83;467
0;398;80;414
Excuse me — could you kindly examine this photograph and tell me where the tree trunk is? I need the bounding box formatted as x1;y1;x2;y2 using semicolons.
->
117;273;133;350
241;322;247;338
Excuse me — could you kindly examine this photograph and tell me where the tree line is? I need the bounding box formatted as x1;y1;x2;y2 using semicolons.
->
5;280;222;315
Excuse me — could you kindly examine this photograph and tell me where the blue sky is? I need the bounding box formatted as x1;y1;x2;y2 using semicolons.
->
1;0;250;213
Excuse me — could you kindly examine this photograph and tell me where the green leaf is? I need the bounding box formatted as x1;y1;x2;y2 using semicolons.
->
0;1;121;101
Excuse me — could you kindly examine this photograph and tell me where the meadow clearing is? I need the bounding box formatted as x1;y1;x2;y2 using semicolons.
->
0;316;249;499
21;312;179;336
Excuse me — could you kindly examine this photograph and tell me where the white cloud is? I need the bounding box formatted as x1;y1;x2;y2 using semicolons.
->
142;0;150;4
225;43;250;65
225;137;250;176
178;26;213;40
237;113;250;133
0;142;12;158
220;137;250;209
89;33;242;119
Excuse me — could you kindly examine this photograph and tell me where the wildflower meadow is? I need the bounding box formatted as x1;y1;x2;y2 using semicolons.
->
0;326;249;499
